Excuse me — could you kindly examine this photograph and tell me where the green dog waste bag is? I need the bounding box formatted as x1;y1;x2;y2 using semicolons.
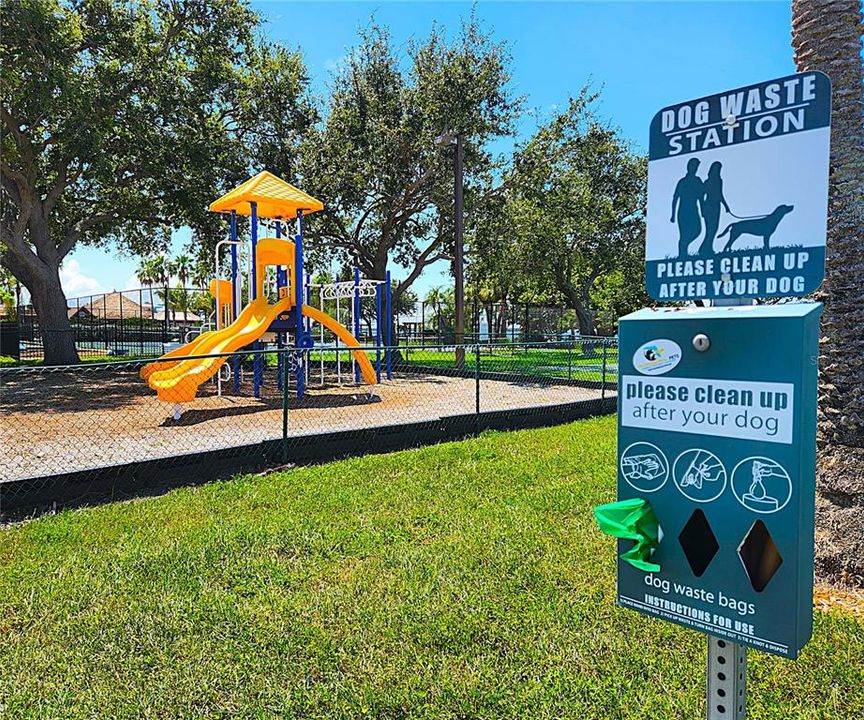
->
594;498;661;572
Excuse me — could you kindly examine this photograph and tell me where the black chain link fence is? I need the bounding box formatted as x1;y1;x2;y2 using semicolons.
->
0;340;617;518
14;287;214;362
9;291;606;362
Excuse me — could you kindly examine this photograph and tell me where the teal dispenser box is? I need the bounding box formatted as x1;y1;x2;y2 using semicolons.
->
611;303;820;658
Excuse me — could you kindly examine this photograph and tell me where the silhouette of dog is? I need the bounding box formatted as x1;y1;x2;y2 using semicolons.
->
717;204;794;251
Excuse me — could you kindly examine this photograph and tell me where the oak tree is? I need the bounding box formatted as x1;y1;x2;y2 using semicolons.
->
1;0;313;363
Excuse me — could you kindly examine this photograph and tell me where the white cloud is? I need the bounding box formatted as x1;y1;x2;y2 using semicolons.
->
59;258;106;298
324;53;348;74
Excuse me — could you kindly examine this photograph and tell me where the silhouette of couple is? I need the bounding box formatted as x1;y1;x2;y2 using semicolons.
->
670;158;731;257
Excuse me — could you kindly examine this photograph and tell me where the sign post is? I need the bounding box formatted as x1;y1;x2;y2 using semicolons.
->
595;71;831;719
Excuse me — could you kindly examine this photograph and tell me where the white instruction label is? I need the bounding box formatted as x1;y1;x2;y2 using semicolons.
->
620;375;794;444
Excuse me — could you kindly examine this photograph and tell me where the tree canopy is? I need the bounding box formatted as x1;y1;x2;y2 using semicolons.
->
1;0;314;363
480;92;647;335
297;18;520;309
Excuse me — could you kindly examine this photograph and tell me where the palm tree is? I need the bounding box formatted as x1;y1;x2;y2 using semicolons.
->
150;255;171;322
424;286;443;336
190;263;215;320
136;258;158;318
791;0;864;584
136;258;154;287
171;254;192;288
170;254;192;322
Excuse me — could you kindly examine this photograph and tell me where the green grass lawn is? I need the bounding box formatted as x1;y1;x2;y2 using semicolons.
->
1;416;861;719
261;345;618;383
264;346;619;382
400;346;617;377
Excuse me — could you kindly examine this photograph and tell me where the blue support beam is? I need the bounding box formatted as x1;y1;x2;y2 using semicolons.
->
275;219;287;287
250;202;262;399
250;202;258;300
275;219;284;391
294;211;305;398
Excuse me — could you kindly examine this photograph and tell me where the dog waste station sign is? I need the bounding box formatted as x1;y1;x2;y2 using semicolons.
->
645;72;831;301
594;71;830;718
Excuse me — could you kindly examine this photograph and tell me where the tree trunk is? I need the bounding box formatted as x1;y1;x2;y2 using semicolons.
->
792;0;864;586
1;225;80;365
573;302;597;337
389;281;406;348
484;303;494;341
560;284;597;336
26;263;79;365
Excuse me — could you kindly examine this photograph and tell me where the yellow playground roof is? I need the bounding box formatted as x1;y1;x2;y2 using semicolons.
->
208;171;323;219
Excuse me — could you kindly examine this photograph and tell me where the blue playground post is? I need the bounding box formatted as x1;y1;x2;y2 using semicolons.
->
385;269;392;380
230;210;240;391
251;202;262;399
275;219;285;392
353;267;361;383
375;281;382;382
294;211;305;398
250;202;258;300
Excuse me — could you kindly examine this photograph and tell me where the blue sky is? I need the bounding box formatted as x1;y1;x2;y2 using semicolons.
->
62;1;797;303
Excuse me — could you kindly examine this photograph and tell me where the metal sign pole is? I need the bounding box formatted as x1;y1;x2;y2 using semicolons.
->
706;295;750;719
707;636;747;719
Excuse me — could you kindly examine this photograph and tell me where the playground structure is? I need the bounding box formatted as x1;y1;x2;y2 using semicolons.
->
141;172;392;417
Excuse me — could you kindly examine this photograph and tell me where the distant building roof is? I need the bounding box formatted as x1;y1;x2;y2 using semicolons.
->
71;292;150;320
68;306;93;319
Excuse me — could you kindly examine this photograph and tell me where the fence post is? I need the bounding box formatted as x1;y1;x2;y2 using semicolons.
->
139;289;144;355
475;343;481;428
282;349;290;464
163;284;168;345
102;292;108;354
568;339;572;380
353;267;361;383
118;290;124;355
474;295;480;344
601;340;607;402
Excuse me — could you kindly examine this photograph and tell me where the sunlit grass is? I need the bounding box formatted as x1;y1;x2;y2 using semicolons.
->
1;416;860;718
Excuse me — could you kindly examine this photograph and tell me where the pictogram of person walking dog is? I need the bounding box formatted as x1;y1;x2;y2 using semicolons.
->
670;158;794;258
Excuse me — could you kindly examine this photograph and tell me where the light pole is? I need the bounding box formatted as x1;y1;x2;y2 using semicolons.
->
435;132;465;368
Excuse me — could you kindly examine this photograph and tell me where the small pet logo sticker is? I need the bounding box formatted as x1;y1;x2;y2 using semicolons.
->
633;338;682;376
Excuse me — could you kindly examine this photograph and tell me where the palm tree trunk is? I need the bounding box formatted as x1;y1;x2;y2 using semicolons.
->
792;0;864;586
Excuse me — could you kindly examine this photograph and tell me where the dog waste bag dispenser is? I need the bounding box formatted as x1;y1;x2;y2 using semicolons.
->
610;303;820;659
